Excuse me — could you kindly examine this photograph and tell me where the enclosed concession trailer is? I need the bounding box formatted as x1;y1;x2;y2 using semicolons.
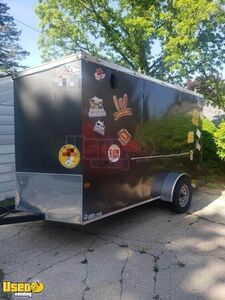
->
13;52;203;224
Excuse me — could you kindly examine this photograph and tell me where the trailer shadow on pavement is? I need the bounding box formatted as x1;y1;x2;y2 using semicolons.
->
1;188;225;300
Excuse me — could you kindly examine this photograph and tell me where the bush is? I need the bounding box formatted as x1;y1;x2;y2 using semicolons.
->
202;118;219;164
214;122;225;161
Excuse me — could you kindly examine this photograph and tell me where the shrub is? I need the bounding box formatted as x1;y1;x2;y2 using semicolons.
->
202;118;219;164
214;122;225;161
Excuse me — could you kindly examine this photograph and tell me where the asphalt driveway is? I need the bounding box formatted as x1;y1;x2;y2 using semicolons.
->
1;188;225;300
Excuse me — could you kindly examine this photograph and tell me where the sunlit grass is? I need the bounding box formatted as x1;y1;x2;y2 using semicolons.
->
203;175;225;190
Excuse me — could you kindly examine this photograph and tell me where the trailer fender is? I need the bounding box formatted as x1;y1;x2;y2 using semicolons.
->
151;171;170;198
160;172;191;202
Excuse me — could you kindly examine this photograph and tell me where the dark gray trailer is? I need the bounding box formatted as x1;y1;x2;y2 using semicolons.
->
13;52;203;224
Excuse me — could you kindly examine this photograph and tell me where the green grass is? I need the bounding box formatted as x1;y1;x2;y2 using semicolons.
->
0;197;15;211
0;197;14;208
203;176;225;190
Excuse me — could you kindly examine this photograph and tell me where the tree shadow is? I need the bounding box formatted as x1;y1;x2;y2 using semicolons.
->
1;188;225;299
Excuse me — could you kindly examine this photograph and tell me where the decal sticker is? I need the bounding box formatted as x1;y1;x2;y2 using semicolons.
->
65;63;80;74
88;213;96;220
192;110;199;126
187;131;194;144
118;128;131;146
190;150;194;161
84;212;102;220
54;63;81;87
89;97;106;117
195;140;201;151
94;68;106;81
58;144;80;169
113;94;132;121
95;211;103;218
196;129;201;139
108;144;121;163
93;120;105;136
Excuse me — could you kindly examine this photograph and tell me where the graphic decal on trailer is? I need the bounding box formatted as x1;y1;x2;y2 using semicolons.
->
58;144;80;168
190;150;194;161
54;63;80;87
113;94;132;121
88;97;106;117
192;110;199;126
187;131;194;144
108;144;121;162
196;129;201;139
195;140;201;151
118;128;131;146
65;63;80;74
93;120;105;136
84;211;103;221
94;68;106;81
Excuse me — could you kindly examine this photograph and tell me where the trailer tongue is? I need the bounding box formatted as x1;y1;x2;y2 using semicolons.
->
13;52;203;225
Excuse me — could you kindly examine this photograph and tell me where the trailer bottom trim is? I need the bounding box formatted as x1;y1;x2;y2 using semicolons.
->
82;196;160;225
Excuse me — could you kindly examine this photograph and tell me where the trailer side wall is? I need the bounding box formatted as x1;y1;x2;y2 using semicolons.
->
82;60;144;221
82;61;202;222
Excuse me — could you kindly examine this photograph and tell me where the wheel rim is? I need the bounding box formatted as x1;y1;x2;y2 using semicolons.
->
178;184;190;207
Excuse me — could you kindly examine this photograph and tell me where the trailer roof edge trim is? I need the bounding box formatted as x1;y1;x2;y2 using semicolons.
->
13;51;203;98
12;52;83;79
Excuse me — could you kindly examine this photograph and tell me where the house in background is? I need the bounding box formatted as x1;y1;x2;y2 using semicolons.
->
0;76;15;206
203;104;225;125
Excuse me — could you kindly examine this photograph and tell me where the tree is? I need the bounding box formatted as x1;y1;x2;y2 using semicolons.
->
202;118;219;166
0;1;29;76
35;0;225;83
185;73;225;109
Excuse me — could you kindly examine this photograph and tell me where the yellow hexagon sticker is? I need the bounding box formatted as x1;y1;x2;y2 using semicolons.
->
58;144;80;169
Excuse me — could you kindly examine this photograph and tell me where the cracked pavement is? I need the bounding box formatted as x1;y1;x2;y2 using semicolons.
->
1;188;225;300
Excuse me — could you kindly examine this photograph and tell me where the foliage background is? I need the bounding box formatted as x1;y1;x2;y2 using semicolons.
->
35;1;225;80
214;122;225;161
0;1;29;75
202;118;225;181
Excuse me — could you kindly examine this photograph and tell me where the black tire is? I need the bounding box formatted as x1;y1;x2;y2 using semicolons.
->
171;176;192;213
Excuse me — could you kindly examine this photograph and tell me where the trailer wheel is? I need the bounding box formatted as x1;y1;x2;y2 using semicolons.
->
171;176;192;213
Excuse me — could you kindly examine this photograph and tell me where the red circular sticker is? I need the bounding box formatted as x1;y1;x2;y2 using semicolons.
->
108;144;120;163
